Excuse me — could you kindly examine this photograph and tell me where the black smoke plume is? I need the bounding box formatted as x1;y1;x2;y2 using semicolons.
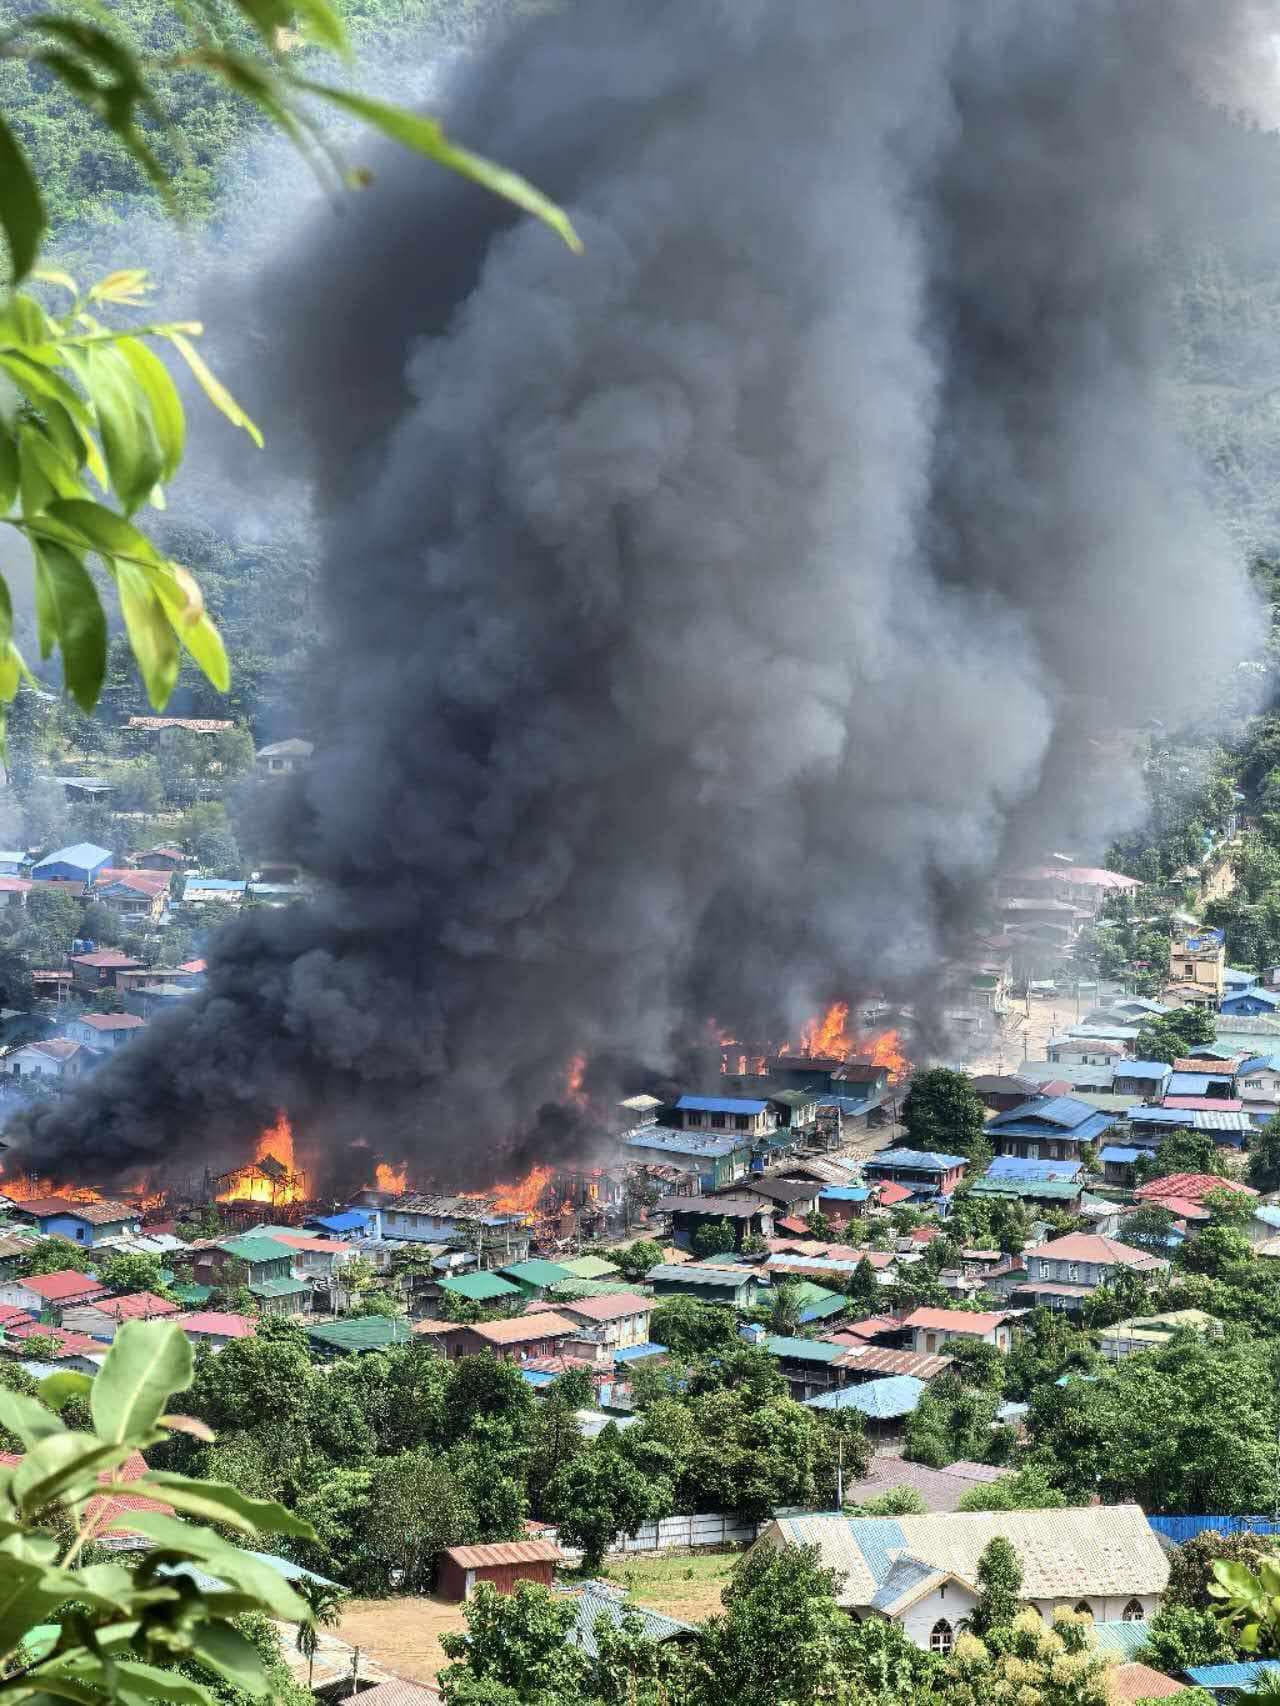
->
9;0;1265;1187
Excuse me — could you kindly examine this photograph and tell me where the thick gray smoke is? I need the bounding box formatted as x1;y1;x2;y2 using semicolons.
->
10;0;1267;1187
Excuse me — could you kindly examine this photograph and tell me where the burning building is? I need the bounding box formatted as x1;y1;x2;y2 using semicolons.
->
5;0;1264;1198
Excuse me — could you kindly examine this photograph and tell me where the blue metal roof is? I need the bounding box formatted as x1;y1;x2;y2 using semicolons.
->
1222;988;1280;1011
1253;1205;1280;1230
863;1148;966;1171
312;1210;372;1232
521;1369;558;1387
1115;1060;1170;1080
986;1156;1081;1179
1166;1072;1220;1097
1186;1662;1280;1689
990;1095;1099;1131
612;1342;668;1364
1100;1146;1139;1163
807;1376;925;1418
675;1095;767;1115
819;1186;871;1201
1223;968;1259;987
33;842;111;871
986;1109;1112;1144
622;1127;744;1159
1239;1056;1280;1075
559;1585;693;1659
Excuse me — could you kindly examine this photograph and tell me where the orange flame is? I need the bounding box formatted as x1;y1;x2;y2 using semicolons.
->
798;1001;852;1059
564;1054;587;1106
467;1166;552;1221
0;1173;103;1204
374;1161;407;1193
863;1027;908;1082
216;1112;305;1205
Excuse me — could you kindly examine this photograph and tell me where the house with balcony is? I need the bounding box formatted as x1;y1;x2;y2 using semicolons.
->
986;1095;1111;1163
619;1127;750;1191
901;1307;1011;1355
8;1196;141;1247
657;1193;775;1250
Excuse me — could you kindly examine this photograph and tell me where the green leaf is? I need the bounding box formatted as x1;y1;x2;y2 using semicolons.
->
110;1659;216;1706
139;1474;315;1538
18;422;80;512
177;611;229;693
288;0;349;57
0;425;18;514
37;1371;95;1415
11;1433;133;1514
0;113;46;282
91;1320;192;1445
114;560;179;710
0;1557;67;1656
0;1389;60;1449
43;496;164;566
117;338;184;484
296;81;582;254
1212;1561;1261;1596
163;331;263;448
187;1621;269;1697
33;541;108;712
99;1513;309;1618
72;344;162;514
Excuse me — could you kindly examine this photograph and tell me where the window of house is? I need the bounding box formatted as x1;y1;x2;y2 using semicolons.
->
929;1620;953;1655
685;1112;702;1128
735;1114;750;1131
1068;1264;1079;1282
1074;1601;1093;1619
710;1114;725;1129
1039;1261;1049;1279
1122;1599;1144;1622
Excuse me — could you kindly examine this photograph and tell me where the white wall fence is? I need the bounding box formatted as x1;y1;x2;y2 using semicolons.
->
555;1512;760;1563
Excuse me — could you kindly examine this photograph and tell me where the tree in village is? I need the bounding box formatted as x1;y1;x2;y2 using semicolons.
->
691;1217;738;1259
804;1209;833;1240
1123;1202;1179;1257
847;1255;882;1309
962;1536;1024;1640
1135;1126;1228;1182
438;1581;591;1706
95;1249;173;1297
1135;1007;1217;1063
546;1434;671;1574
1250;1112;1280;1191
943;1610;1111;1706
365;1449;477;1592
16;1236;88;1276
1179;1223;1254;1279
648;1295;739;1358
903;1373;999;1469
769;1279;805;1335
956;1466;1067;1512
612;1238;664;1283
902;1068;989;1162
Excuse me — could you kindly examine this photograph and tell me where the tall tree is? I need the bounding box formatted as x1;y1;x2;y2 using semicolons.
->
964;1536;1024;1639
902;1069;989;1162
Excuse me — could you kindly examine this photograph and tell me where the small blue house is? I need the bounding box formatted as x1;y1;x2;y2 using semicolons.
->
31;843;111;884
862;1148;967;1196
987;1094;1112;1162
10;1195;140;1247
1220;988;1280;1017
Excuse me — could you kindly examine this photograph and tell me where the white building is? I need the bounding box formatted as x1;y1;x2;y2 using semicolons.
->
751;1505;1167;1652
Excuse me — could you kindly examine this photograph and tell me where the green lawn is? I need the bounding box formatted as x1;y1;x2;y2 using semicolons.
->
601;1549;742;1623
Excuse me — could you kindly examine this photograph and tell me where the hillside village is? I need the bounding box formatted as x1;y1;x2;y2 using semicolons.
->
4;862;1280;1699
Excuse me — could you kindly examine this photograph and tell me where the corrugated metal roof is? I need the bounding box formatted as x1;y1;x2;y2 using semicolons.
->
1185;1662;1280;1687
1115;1060;1171;1079
444;1540;562;1569
558;1584;693;1658
1088;1619;1151;1658
970;1177;1082;1200
306;1317;411;1351
645;1263;756;1287
621;1127;744;1159
765;1335;845;1363
439;1271;521;1300
819;1186;871;1201
500;1259;574;1286
863;1149;966;1170
986;1157;1082;1179
675;1095;767;1114
807;1376;925;1418
1101;1146;1140;1163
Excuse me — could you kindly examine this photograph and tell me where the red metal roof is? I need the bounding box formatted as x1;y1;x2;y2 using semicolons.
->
1134;1173;1255;1205
876;1181;914;1206
838;1346;953;1378
68;951;143;968
19;1270;108;1301
94;869;171;895
901;1307;1007;1335
555;1291;650;1322
173;1311;256;1337
443;1540;561;1569
7;1323;104;1356
1161;1096;1244;1112
465;1313;579;1346
82;1293;180;1321
75;1013;147;1032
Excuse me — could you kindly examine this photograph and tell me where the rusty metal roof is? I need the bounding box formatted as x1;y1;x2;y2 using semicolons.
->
443;1539;562;1569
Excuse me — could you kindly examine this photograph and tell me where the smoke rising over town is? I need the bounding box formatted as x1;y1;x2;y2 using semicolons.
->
10;0;1267;1187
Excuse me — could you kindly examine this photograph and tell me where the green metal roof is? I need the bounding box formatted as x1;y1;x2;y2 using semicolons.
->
968;1176;1082;1201
219;1235;295;1264
561;1256;619;1280
169;1282;212;1305
306;1317;412;1353
764;1335;845;1363
550;1278;638;1301
248;1276;310;1298
499;1259;574;1287
439;1271;520;1301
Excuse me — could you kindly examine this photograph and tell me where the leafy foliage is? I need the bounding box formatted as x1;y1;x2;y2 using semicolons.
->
902;1068;989;1162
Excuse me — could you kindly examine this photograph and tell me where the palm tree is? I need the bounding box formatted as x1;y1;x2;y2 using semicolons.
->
294;1578;347;1688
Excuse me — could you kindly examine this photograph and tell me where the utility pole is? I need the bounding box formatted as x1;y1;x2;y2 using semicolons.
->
837;1434;844;1509
349;1647;360;1699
